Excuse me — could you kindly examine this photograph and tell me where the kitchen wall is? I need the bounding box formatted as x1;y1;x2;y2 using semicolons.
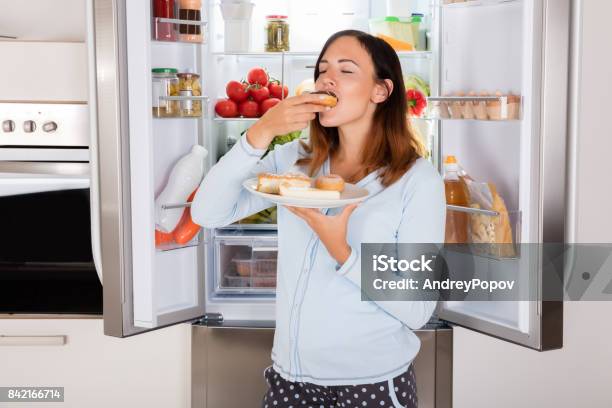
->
452;1;612;407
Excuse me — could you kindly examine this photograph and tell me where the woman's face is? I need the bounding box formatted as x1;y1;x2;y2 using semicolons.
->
316;36;385;128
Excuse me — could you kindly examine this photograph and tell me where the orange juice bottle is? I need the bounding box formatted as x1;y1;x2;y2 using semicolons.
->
444;155;469;243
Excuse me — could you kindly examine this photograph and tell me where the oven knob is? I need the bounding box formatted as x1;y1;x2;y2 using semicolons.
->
42;121;58;133
23;120;36;133
2;120;15;132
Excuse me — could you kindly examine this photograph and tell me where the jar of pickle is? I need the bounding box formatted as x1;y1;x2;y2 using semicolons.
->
265;15;289;52
152;68;180;117
177;72;202;117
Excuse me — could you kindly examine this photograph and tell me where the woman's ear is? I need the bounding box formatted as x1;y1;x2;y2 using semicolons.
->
372;79;394;104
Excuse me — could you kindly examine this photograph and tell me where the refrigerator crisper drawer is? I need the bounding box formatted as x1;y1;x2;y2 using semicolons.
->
213;232;278;296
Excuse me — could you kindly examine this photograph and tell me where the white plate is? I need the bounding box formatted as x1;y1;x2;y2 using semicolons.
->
242;178;370;208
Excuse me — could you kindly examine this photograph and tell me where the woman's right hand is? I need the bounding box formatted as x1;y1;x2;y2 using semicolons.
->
246;93;331;149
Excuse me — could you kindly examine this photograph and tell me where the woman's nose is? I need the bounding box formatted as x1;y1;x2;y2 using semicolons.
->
321;73;336;86
321;76;336;88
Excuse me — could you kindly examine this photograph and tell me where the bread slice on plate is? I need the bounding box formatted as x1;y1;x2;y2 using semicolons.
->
278;181;341;199
256;172;311;194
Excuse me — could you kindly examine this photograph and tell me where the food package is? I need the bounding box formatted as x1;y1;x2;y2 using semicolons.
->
465;180;515;258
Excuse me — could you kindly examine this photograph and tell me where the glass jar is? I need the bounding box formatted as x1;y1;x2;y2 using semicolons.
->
152;68;180;117
178;0;203;43
265;15;289;52
177;72;202;117
153;0;176;42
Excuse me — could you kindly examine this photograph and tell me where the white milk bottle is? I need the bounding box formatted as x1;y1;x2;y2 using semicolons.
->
155;145;208;232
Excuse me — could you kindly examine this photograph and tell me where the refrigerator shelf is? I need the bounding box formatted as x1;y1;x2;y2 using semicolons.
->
218;223;277;231
153;17;208;44
414;117;521;122
159;95;209;101
213;117;258;122
155;17;208;26
424;95;521;121
155;235;200;252
443;244;519;261
447;204;499;216
445;207;521;260
440;0;520;8
153;96;207;119
211;51;432;59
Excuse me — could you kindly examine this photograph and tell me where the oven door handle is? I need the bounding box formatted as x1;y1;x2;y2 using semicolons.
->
0;162;89;197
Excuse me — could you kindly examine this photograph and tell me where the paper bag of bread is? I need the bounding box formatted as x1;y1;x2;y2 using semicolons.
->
466;181;515;258
459;169;515;258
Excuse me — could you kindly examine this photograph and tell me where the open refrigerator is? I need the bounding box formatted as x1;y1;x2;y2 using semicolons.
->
89;0;570;406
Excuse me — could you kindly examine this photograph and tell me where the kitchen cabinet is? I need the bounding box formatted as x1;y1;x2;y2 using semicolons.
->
0;318;190;408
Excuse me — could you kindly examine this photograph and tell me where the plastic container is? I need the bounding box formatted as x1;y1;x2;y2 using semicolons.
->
178;0;203;43
152;68;180;117
369;17;415;50
410;13;425;51
444;155;470;244
153;0;176;42
220;2;254;52
265;15;290;52
155;145;208;232
177;72;202;117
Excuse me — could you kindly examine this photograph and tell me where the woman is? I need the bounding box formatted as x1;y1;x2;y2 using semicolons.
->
192;30;445;408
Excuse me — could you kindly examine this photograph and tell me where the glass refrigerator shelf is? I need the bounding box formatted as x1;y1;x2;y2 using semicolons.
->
439;0;520;8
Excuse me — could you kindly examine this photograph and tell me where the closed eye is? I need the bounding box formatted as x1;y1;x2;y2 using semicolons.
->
341;70;353;74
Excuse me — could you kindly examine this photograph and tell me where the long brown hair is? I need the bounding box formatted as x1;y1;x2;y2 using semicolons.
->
296;30;424;187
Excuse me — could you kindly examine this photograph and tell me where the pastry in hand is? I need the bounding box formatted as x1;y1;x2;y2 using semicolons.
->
308;91;338;107
314;174;345;192
257;172;311;194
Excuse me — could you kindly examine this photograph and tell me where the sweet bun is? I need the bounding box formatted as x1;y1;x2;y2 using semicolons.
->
309;91;338;107
257;172;311;194
314;174;345;192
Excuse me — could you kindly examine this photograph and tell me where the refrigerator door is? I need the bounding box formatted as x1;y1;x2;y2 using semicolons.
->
434;0;568;350
92;0;205;337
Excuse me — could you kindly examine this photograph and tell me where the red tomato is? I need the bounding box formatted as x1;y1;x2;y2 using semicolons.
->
248;85;270;103
215;98;239;118
226;80;249;103
247;67;269;87
269;81;288;99
239;100;260;118
260;98;280;115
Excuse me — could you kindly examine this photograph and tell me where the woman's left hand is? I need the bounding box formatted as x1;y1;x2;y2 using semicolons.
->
283;204;360;266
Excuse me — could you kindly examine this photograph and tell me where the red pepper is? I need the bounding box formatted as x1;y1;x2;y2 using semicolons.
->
173;188;202;245
406;88;427;117
155;188;199;248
